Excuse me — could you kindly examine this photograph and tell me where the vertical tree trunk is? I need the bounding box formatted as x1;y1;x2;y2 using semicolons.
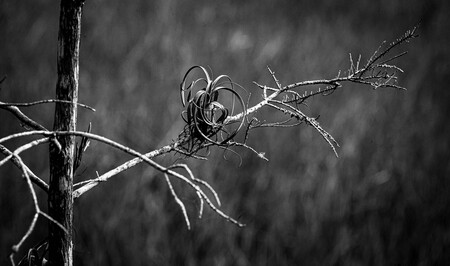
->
48;0;84;265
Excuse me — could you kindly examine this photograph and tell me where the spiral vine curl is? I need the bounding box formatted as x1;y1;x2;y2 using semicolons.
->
179;66;246;152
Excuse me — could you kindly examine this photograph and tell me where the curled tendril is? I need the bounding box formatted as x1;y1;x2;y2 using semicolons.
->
179;66;246;151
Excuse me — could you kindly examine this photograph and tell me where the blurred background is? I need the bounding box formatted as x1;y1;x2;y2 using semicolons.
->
1;0;449;265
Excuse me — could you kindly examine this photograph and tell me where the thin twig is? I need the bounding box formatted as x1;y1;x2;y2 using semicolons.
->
0;103;49;131
0;138;50;167
0;102;62;150
9;155;67;265
164;173;191;229
0;99;95;112
0;144;49;192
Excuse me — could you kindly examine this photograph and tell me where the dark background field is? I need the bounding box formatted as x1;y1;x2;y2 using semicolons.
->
1;0;450;265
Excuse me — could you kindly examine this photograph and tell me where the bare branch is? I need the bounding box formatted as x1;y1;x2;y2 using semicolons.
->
228;142;269;161
0;144;49;192
168;163;221;207
9;154;67;265
0;103;49;131
164;173;191;229
0;101;62;151
73;142;177;197
0;99;95;112
216;28;416;158
0;138;50;168
51;28;418;218
0;130;244;227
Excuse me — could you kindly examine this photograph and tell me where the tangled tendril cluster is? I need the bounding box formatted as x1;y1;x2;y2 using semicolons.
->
179;66;246;151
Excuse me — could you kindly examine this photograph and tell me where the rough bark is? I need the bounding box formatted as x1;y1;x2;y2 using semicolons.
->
48;0;84;265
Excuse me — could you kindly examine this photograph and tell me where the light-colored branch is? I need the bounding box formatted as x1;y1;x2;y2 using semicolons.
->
73;142;177;197
225;27;417;124
0;101;62;151
0;144;49;192
164;173;191;229
0;130;244;227
67;29;416;196
0;103;49;131
0;99;95;112
9;154;67;266
71;28;416;201
168;163;221;207
0;138;50;167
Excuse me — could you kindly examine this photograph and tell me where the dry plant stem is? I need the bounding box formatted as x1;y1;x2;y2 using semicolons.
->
0;103;49;131
72;141;213;197
228;75;389;123
8;154;67;266
73;142;177;197
73;27;413;191
0;138;50;167
0;144;49;192
0;130;244;227
0;99;95;112
1;28;417;199
228;27;418;124
221;29;417;156
164;173;191;229
0;101;62;151
167;163;222;215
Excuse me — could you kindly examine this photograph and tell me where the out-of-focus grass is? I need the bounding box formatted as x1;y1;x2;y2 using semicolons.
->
1;0;449;265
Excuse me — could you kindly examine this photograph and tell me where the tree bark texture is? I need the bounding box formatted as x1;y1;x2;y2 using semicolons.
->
48;1;83;265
